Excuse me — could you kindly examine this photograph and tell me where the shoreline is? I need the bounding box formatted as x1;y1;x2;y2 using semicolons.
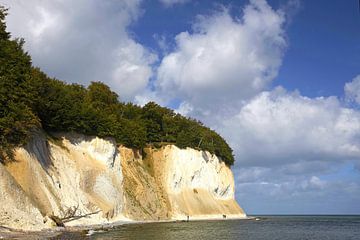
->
0;216;252;238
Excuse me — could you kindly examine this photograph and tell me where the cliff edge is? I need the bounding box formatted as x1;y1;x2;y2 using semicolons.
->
0;132;246;231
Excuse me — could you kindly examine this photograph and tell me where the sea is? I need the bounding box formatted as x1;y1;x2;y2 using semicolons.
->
5;216;360;239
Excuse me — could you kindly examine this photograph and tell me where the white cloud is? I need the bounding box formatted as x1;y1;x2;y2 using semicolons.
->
236;174;360;214
307;176;326;190
1;0;155;101
159;0;190;7
234;161;337;185
201;63;360;214
218;84;360;213
237;176;328;200
150;0;286;117
345;75;360;104
111;40;157;98
222;87;360;167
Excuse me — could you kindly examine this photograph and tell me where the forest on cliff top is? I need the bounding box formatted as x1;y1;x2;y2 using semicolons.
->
0;6;234;166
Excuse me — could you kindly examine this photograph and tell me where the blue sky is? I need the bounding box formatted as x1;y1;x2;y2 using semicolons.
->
2;0;360;214
276;0;360;98
130;0;360;99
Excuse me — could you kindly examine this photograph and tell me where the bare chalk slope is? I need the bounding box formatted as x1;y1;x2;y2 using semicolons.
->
0;132;245;230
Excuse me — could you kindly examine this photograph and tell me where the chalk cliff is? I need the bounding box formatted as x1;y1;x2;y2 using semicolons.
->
0;133;246;231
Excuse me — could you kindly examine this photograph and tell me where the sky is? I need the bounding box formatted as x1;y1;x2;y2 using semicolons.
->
1;0;359;214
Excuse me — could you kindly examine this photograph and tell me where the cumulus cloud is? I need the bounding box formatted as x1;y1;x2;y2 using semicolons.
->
236;174;360;214
345;75;360;104
150;0;286;117
1;0;155;100
221;86;360;213
222;87;360;167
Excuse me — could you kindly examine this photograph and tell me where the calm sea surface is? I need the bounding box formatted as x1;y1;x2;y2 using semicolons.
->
49;216;360;240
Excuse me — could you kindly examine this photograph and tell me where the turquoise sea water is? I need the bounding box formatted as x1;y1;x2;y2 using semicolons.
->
51;216;360;240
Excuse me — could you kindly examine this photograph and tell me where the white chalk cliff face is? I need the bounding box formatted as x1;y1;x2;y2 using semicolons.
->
152;146;245;220
0;132;246;231
165;146;235;199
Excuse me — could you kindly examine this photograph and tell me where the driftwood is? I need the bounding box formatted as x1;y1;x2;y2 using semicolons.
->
61;205;101;223
0;225;14;232
49;215;64;227
49;205;101;227
61;205;80;220
62;210;101;223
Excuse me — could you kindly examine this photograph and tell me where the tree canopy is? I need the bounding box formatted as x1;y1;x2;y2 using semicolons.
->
0;6;234;166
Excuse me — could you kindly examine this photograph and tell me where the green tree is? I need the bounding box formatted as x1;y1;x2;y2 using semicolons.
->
0;7;39;162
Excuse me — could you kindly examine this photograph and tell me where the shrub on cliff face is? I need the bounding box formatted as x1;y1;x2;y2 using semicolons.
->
0;6;235;166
